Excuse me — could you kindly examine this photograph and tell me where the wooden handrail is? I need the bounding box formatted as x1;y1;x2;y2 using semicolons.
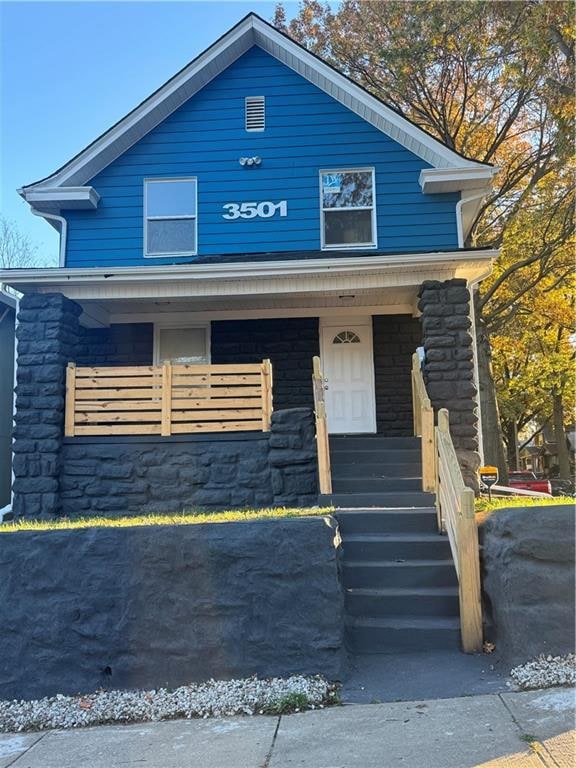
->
65;361;273;437
436;409;483;653
411;353;483;653
312;356;332;494
411;353;436;493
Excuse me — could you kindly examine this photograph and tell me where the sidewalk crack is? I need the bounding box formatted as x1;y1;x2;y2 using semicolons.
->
5;732;47;767
497;693;561;768
261;715;281;768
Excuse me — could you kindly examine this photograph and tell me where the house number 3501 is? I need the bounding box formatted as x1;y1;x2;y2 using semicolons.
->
222;201;288;220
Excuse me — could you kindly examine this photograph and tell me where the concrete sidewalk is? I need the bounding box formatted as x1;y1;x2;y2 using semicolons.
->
1;687;574;768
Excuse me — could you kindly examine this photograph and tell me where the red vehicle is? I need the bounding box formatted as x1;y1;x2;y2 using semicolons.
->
508;471;552;495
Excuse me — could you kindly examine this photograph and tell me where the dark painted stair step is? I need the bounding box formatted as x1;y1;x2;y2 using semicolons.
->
335;509;438;534
329;436;420;450
342;559;458;588
330;449;421;464
341;533;452;560
344;586;460;617
320;491;435;508
329;462;422;478
345;615;461;653
332;477;423;493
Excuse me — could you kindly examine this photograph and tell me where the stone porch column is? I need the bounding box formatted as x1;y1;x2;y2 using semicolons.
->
12;293;82;518
417;279;480;490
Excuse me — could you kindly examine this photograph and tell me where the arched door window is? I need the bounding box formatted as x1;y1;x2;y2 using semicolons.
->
333;330;361;344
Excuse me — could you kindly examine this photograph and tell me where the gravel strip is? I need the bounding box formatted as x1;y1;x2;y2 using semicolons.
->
0;675;338;733
509;654;576;691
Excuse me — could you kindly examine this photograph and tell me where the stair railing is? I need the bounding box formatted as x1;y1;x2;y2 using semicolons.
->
312;356;332;494
412;353;483;653
411;354;436;493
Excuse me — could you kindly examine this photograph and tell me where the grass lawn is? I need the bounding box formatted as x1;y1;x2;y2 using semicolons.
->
0;507;334;534
475;495;574;525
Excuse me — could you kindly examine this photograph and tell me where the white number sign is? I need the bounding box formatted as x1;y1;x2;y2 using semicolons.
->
222;201;288;220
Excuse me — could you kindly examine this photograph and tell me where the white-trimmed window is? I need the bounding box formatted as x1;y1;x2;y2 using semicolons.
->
144;178;197;257
320;169;376;249
153;325;210;365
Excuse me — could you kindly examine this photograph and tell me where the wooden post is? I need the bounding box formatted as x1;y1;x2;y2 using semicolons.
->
261;359;273;431
312;355;332;495
436;409;450;532
65;363;76;437
411;353;419;436
458;487;483;652
161;361;172;436
421;404;435;492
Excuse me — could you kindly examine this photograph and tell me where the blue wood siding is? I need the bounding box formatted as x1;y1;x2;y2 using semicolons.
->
64;47;459;267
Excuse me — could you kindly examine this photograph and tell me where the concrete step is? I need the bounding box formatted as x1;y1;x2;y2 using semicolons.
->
341;533;452;561
342;559;458;589
345;615;461;653
329;462;422;478
335;509;438;535
344;586;460;617
332;477;423;494
320;491;435;508
329;436;420;450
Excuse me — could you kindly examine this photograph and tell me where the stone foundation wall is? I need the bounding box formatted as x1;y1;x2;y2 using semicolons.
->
59;408;318;518
482;505;575;663
373;314;422;436
0;516;344;700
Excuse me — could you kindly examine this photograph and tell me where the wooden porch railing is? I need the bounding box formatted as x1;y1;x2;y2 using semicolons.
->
65;360;273;437
312;356;332;494
411;353;435;493
412;353;483;653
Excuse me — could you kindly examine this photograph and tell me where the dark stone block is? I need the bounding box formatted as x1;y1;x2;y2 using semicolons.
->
482;505;575;663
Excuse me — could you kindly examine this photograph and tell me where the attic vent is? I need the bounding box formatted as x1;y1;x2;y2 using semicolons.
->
245;96;265;131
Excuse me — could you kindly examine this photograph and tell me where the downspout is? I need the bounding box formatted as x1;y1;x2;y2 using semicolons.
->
30;209;67;267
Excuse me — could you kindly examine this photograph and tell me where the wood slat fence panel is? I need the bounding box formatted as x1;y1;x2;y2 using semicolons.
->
65;360;273;437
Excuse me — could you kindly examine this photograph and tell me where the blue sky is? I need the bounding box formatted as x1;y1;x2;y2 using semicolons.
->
0;1;307;265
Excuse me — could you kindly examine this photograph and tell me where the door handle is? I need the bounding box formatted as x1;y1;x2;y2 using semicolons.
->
324;385;329;390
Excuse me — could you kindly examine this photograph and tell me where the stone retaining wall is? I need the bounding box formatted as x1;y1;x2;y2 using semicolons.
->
482;504;575;663
0;516;344;700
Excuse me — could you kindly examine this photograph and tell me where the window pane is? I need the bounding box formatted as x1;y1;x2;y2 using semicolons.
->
324;209;373;246
147;219;196;254
159;328;207;363
322;171;373;209
147;180;196;217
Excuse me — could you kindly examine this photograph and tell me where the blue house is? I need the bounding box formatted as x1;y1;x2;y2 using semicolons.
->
0;13;497;653
2;13;495;514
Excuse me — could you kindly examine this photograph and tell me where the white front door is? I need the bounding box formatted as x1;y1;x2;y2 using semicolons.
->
321;320;377;434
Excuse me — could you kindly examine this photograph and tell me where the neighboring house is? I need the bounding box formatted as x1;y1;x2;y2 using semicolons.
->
519;424;575;477
0;14;497;520
0;287;16;509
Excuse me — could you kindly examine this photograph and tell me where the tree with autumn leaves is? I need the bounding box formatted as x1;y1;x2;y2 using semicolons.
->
274;0;575;479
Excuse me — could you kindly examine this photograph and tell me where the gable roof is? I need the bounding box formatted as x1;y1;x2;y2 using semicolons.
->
19;12;494;200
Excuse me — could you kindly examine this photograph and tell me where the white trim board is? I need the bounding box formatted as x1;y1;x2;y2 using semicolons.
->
19;14;491;202
0;249;496;291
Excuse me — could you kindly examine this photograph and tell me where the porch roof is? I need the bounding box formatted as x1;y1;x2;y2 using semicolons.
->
0;248;495;327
